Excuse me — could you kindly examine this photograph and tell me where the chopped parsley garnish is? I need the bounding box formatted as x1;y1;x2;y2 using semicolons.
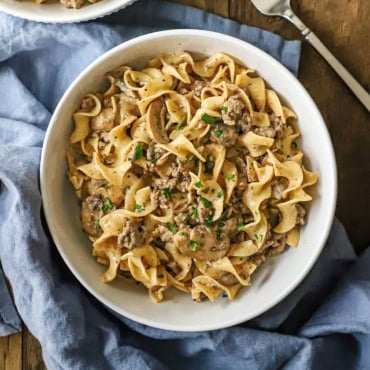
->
149;154;158;163
191;208;199;218
102;197;114;212
103;184;110;189
134;143;143;160
189;240;200;251
201;113;216;124
237;224;245;231
163;187;172;199
220;106;228;113
225;173;234;181
94;219;101;231
180;231;187;237
202;187;210;194
204;215;214;227
217;191;224;198
167;222;177;234
254;233;263;243
214;129;223;138
175;115;186;130
200;197;212;208
195;180;203;188
134;203;145;212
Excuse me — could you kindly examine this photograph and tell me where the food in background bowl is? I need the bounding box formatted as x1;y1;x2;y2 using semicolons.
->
0;0;137;23
31;0;101;9
66;51;318;303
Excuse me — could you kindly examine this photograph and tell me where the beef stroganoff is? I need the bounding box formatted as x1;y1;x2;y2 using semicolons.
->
31;0;100;9
67;52;318;303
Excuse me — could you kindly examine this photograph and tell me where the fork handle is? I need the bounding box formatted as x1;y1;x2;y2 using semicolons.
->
284;10;370;112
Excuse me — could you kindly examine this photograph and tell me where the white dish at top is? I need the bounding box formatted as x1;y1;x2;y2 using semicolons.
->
0;0;136;23
40;29;337;331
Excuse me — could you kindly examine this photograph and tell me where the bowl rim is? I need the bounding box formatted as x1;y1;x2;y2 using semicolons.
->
0;0;137;23
40;29;337;331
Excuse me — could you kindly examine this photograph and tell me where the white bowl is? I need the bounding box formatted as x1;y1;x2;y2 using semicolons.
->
0;0;136;23
41;29;337;332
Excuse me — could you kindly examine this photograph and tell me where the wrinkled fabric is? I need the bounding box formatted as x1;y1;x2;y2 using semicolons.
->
0;1;369;369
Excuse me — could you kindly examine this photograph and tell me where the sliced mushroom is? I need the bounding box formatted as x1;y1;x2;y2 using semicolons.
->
91;107;115;131
81;195;104;236
218;272;238;286
146;99;169;144
174;225;230;261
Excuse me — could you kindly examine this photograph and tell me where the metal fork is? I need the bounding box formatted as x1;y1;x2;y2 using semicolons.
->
251;0;370;112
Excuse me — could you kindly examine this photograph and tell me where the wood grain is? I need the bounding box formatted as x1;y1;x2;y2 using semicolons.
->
0;332;22;370
1;0;369;368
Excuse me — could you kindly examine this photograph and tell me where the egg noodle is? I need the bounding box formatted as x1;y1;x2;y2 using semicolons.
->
32;0;100;9
67;52;318;303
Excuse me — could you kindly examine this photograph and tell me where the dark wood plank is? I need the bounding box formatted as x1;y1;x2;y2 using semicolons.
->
0;331;22;370
22;327;46;370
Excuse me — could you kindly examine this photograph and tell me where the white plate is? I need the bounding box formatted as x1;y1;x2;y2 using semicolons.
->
0;0;137;23
40;29;337;332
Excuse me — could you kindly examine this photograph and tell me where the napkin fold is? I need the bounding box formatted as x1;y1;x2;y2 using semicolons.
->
1;1;370;369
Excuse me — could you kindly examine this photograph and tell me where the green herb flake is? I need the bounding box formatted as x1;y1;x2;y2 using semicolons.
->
167;222;177;234
175;115;186;131
225;173;234;181
149;154;158;164
237;224;245;231
94;219;101;231
163;187;172;199
103;184;110;190
103;197;114;212
217;191;224;198
220;106;228;113
134;203;145;212
202;187;210;194
201;113;216;124
180;231;187;237
195;181;203;189
191;208;199;218
204;215;214;227
134;143;143;160
214;129;223;138
254;233;263;243
189;240;200;251
200;197;212;208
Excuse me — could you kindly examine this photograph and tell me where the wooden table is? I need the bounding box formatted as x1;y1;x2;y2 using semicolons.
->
1;1;369;368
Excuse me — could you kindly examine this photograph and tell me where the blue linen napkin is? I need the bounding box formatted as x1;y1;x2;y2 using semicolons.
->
0;1;370;369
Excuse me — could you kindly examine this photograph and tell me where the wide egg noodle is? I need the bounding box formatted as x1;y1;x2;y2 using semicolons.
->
70;94;101;144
